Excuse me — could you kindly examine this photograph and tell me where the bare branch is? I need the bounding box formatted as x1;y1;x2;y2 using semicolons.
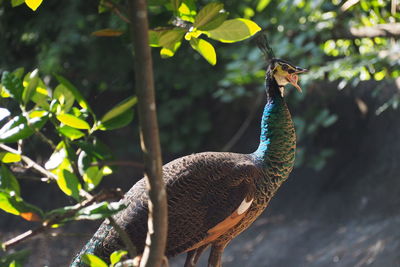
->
333;23;400;39
103;1;131;24
0;143;57;181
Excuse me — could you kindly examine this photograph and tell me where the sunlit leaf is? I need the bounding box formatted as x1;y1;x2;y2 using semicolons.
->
158;29;185;57
83;166;104;191
25;0;43;11
56;114;90;130
189;38;217;65
31;79;50;110
1;71;23;102
110;250;128;266
0;152;21;163
178;0;197;22
0;165;20;195
0;112;48;143
54;74;92;114
52;159;82;200
206;19;261;43
256;0;272;12
101;96;137;123
58;126;85;140
98;109;134;131
45;143;66;170
81;254;108;267
54;84;75;113
75;201;125;220
91;29;124;37
0;108;11;122
194;2;224;29
22;69;39;105
0;190;43;220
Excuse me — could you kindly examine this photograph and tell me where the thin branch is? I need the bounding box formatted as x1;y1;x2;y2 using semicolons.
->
222;92;264;152
103;1;131;24
333;23;400;40
108;216;137;259
0;143;57;181
1;189;122;250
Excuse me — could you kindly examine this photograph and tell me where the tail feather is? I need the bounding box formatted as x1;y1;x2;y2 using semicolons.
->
70;223;113;267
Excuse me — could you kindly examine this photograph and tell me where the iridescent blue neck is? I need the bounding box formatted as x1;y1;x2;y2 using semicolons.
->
253;96;283;159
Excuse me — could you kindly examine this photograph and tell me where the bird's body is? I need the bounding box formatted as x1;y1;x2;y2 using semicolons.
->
71;59;306;267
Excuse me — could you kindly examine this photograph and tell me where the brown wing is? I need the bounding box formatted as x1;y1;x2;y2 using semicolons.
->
100;152;260;257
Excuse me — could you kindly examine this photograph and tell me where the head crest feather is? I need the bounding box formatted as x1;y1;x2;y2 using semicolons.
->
254;30;275;61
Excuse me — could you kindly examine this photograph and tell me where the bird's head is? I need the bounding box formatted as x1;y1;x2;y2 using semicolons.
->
267;58;308;97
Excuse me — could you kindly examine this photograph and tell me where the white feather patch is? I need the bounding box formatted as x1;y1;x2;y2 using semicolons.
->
237;197;253;215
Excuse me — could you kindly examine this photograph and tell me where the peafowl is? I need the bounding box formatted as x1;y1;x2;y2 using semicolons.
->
71;43;307;267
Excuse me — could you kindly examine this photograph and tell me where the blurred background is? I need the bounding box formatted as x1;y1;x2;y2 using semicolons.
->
0;0;399;266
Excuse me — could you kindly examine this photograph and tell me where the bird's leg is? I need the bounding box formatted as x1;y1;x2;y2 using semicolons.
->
184;244;210;267
207;243;227;267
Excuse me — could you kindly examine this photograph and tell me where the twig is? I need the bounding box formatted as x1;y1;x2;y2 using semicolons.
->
0;143;57;181
222;91;264;152
108;216;137;259
1;189;123;250
91;160;144;169
103;1;131;24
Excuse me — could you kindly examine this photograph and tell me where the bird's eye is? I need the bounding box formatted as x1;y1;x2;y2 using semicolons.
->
281;64;288;71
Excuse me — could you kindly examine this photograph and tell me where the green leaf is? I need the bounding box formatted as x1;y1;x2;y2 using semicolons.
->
12;68;25;79
54;74;92;114
158;29;185;57
54;165;82;200
197;12;228;31
75;140;112;161
0;152;21;163
170;0;181;12
31;78;50;110
58;126;85;140
0;165;20;196
54;84;75;112
101;96;137;123
11;0;25;7
82;166;104;191
75;201;125;221
0;111;48;143
256;0;272;12
81;254;108;267
56;113;90;130
25;0;43;11
177;0;197;22
206;19;261;43
110;250;128;266
193;2;224;29
149;30;165;47
189;38;217;65
99;109;134;131
45;142;66;170
1;71;23;102
22;69;39;105
0;249;30;267
0;190;43;221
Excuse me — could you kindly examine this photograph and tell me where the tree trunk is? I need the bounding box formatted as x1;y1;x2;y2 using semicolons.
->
129;0;168;266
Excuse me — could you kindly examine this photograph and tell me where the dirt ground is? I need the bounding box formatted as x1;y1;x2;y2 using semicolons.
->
1;82;399;267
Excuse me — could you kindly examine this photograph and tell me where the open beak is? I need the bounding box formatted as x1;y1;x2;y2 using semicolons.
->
285;67;308;93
